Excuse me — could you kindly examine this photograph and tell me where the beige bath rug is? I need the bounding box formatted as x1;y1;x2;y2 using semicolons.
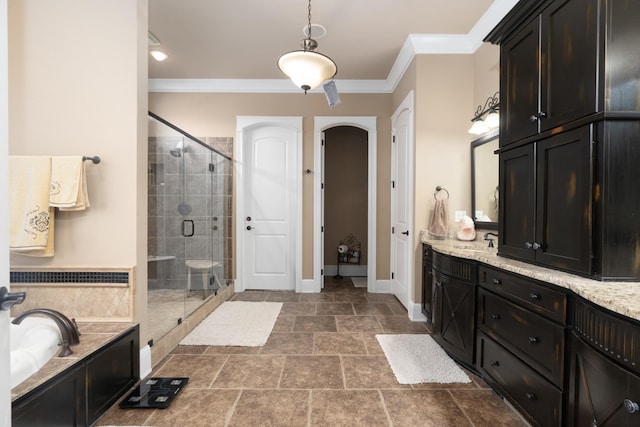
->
180;301;282;346
376;334;471;384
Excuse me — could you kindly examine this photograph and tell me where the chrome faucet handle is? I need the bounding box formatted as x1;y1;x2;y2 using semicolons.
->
0;286;26;311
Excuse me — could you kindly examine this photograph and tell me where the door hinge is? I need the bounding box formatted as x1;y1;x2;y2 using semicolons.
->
393;135;396;143
209;163;215;172
392;272;395;279
321;183;324;189
392;226;395;234
321;226;324;232
321;268;324;276
392;180;395;189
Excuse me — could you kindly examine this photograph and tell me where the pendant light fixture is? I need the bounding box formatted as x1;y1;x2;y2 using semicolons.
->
278;0;337;93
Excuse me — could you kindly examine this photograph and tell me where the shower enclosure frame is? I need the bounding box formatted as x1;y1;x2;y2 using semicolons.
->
147;111;232;343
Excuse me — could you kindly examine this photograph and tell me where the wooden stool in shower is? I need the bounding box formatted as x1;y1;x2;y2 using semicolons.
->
186;259;221;298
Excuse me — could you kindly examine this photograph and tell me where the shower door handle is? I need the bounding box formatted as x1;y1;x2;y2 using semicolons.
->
182;219;195;237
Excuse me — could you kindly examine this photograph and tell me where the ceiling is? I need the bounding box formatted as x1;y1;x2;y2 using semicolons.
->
148;0;518;92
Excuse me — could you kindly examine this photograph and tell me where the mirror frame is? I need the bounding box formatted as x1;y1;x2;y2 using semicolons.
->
470;129;499;231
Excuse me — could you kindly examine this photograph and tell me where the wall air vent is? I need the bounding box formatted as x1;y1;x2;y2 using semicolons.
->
148;32;161;46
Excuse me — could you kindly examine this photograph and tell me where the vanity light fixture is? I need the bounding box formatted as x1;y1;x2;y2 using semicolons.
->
277;0;337;93
469;92;500;135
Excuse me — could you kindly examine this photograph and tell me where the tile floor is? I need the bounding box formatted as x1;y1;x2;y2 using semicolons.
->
97;277;527;427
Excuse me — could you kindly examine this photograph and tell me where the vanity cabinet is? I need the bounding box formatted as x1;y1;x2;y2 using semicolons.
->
568;297;640;426
476;265;568;426
421;243;433;322
499;126;591;274
431;252;477;368
499;0;598;147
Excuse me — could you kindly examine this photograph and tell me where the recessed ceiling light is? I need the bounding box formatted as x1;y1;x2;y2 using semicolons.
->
150;50;168;61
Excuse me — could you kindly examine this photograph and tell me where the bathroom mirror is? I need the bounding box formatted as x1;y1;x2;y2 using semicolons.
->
471;129;499;231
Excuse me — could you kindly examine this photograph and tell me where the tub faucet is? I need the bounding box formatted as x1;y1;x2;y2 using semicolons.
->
11;308;81;357
0;286;26;311
484;232;499;248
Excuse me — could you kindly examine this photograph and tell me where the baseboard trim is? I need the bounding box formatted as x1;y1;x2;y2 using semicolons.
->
408;301;427;322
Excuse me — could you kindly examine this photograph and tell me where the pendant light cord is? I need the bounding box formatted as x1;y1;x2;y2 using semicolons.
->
306;0;312;45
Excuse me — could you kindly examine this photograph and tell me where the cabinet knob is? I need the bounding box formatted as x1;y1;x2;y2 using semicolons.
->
490;361;500;367
492;278;501;285
529;115;539;123
624;399;640;414
526;393;537;401
528;336;539;344
529;293;541;301
524;241;533;249
532;242;541;250
491;314;501;320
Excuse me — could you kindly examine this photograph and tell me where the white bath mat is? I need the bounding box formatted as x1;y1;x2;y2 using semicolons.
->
351;276;367;288
180;301;282;346
376;334;471;384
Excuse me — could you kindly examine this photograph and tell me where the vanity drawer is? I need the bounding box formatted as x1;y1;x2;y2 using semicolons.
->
477;332;563;427
478;288;566;386
479;266;567;324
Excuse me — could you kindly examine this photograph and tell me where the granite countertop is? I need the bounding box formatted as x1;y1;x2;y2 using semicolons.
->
11;322;136;402
420;230;640;322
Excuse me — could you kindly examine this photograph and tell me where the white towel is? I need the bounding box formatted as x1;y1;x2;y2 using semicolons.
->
49;156;90;210
9;156;55;257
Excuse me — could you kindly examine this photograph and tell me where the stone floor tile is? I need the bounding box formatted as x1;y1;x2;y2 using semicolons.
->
336;315;382;332
342;355;409;389
315;302;355;315
212;354;285;389
228;389;310;427
260;332;314;354
293;315;337;332
280;355;344;389
450;389;529;426
353;302;394;316
313;332;367;355
145;388;240;427
377;315;429;333
381;389;473;426
153;354;229;388
310;390;389;426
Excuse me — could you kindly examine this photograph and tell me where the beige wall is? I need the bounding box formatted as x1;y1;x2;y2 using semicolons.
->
148;92;393;279
8;0;148;336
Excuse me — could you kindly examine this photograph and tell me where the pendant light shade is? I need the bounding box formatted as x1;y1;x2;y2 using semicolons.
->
278;0;337;93
278;50;337;92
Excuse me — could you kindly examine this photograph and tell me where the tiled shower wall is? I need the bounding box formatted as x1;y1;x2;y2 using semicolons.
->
148;136;233;290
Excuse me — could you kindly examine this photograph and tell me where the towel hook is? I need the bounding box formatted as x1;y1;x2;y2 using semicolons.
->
434;186;449;200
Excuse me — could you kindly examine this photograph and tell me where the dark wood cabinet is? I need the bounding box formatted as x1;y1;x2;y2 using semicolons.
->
431;252;477;368
476;265;568;427
568;332;640;426
12;325;140;427
421;243;433;322
499;126;592;274
499;0;599;147
489;0;640;280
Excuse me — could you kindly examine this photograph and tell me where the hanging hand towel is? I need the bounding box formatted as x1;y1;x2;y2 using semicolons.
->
9;156;55;257
49;156;90;211
427;199;449;239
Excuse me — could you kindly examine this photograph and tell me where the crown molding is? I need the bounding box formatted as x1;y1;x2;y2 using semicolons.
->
149;0;518;94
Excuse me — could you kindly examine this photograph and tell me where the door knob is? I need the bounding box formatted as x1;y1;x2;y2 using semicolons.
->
401;230;409;236
246;226;253;231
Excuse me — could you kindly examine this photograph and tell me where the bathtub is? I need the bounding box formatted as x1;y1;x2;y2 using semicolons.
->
10;316;61;389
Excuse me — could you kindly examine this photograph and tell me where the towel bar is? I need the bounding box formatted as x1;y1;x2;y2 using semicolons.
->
434;186;449;200
82;156;101;164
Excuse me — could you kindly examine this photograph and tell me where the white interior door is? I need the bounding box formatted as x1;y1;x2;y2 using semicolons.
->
239;121;300;290
391;92;414;309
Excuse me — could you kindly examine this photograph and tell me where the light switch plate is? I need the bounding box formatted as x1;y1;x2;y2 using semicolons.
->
454;210;467;222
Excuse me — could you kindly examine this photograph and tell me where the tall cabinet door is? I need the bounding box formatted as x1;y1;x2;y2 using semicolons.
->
535;126;592;273
541;0;599;131
499;144;535;260
501;17;540;146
